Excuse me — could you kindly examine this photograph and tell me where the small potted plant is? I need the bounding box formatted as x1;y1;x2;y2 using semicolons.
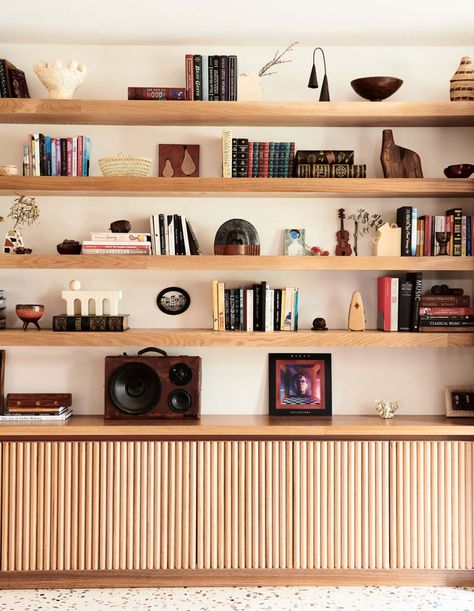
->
4;194;40;254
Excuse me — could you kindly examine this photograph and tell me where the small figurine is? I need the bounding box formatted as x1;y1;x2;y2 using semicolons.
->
335;208;352;256
312;317;328;331
348;290;366;331
375;399;399;419
62;279;122;316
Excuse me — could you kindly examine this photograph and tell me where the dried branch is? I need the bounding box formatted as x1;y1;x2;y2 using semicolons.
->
258;42;299;78
8;194;40;230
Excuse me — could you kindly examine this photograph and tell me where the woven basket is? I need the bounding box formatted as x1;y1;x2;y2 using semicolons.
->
98;156;152;177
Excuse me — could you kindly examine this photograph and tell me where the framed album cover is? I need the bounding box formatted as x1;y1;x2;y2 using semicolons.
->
269;353;332;416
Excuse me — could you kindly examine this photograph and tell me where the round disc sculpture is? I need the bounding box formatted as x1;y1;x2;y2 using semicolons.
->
214;219;260;255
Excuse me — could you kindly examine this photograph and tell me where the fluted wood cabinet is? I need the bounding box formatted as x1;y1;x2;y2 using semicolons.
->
1;430;473;587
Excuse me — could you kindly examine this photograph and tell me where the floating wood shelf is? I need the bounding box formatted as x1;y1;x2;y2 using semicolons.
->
1;99;474;127
0;176;472;198
1;329;473;348
1;415;473;440
4;254;474;271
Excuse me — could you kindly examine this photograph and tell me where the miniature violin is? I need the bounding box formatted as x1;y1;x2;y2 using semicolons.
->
335;208;352;256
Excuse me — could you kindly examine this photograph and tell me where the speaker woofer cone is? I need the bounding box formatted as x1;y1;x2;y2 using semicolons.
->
109;362;161;415
168;389;192;413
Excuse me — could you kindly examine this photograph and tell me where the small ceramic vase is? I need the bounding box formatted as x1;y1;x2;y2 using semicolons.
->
450;56;474;101
237;73;264;101
33;59;87;99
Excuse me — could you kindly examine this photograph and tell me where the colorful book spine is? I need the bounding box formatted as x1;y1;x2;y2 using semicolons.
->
397;206;413;256
185;54;193;101
193;55;202;101
294;150;355;164
128;87;186;100
295;163;366;178
377;276;399;332
53;315;129;332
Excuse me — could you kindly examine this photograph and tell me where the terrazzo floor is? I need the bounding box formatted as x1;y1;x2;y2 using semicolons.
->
1;586;474;611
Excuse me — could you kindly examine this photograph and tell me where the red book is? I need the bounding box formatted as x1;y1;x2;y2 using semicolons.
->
185;55;193;101
247;141;253;177
420;295;470;307
419;306;473;316
377;276;399;332
128;87;186;100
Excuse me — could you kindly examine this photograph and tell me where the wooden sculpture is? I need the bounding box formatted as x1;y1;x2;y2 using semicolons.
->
348;290;366;331
380;129;423;178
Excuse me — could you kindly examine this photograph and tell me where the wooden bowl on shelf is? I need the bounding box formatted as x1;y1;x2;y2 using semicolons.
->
443;164;474;178
350;76;403;101
57;240;82;254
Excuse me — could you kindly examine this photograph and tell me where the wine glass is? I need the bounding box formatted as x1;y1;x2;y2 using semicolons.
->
435;231;451;256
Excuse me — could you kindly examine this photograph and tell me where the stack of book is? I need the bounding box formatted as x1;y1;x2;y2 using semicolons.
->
211;280;299;332
23;134;91;176
0;393;73;422
377;273;423;332
418;292;474;333
149;214;201;255
83;232;152;255
222;130;295;178
186;54;238;101
0;290;5;330
294;149;366;178
398;205;473;256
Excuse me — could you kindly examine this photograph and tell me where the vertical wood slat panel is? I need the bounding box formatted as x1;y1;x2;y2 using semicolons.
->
389;442;474;571
8;440;474;574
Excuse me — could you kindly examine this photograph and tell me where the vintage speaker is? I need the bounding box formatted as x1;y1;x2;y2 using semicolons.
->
104;347;201;419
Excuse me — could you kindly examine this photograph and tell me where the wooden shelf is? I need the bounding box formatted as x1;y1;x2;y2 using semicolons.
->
1;328;473;348
1;99;473;127
4;254;474;271
1;176;473;198
1;415;474;440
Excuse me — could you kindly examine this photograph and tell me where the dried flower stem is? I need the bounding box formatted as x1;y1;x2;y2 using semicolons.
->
8;194;40;230
258;42;299;77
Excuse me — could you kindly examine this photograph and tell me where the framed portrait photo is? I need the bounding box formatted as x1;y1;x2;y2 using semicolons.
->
269;353;332;416
445;385;474;417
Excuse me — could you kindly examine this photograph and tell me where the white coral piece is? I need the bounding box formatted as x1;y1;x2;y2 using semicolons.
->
33;59;87;99
375;399;399;419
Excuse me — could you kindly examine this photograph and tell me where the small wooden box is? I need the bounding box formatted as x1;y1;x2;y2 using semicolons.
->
6;393;72;409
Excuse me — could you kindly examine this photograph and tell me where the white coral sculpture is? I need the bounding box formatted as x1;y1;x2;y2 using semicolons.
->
375;399;399;419
34;59;87;99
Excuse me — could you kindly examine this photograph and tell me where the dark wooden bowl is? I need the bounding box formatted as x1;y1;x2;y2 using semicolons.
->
443;164;474;178
350;76;403;101
57;240;82;254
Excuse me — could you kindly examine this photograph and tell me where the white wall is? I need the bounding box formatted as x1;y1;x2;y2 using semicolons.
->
1;44;473;416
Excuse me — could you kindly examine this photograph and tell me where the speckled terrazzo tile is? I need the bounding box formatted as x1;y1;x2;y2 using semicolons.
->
0;586;474;611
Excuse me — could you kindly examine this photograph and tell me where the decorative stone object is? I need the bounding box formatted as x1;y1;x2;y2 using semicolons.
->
311;317;328;331
372;222;401;256
375;399;399;419
61;279;122;316
33;59;87;99
450;56;474;101
4;229;24;254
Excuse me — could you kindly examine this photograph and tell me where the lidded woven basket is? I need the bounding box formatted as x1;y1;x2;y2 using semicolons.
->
450;56;474;101
98;155;152;177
